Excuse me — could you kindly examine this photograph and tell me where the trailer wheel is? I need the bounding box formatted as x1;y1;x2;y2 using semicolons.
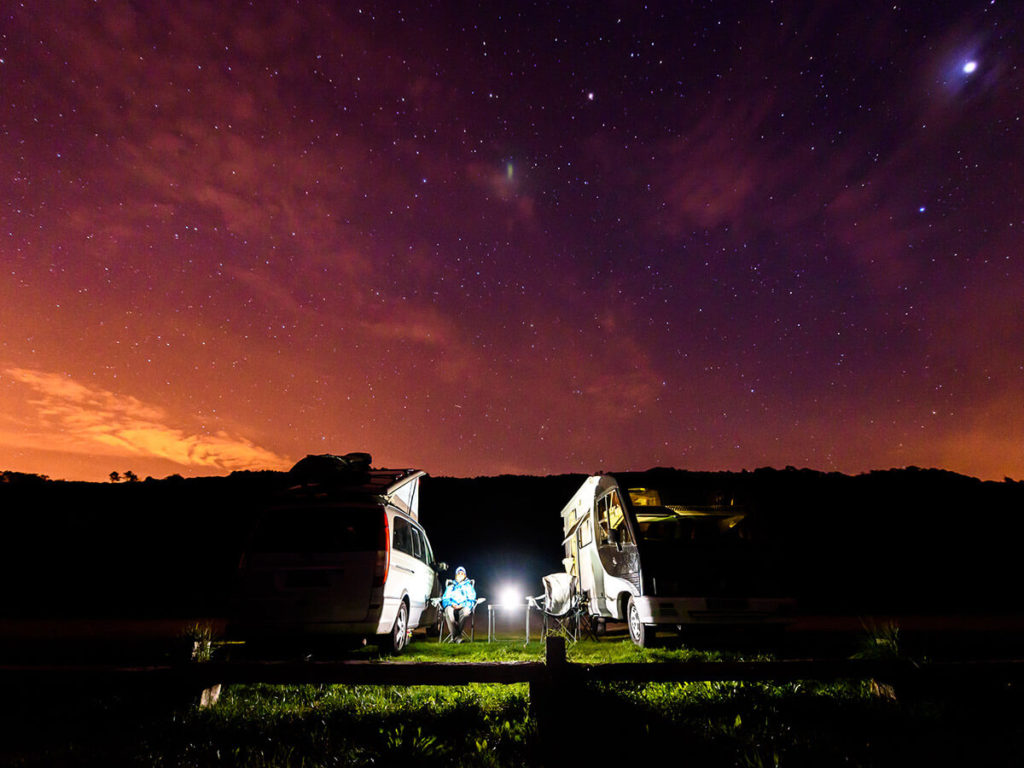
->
379;601;409;655
627;597;657;648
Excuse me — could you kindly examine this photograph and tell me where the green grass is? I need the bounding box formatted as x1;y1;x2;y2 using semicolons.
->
387;636;753;663
4;638;1023;767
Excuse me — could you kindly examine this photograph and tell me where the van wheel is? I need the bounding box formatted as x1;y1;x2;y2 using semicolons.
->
380;602;409;655
627;597;656;648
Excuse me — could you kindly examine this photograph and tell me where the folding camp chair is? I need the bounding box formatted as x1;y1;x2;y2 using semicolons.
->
432;579;485;643
527;573;586;642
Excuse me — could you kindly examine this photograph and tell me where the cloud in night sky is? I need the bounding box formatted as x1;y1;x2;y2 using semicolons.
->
1;368;291;473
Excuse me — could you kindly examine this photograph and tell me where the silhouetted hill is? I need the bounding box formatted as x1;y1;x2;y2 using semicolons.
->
2;466;1022;618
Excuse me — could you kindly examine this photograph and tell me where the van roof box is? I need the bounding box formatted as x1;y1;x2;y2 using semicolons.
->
285;454;425;518
288;452;373;486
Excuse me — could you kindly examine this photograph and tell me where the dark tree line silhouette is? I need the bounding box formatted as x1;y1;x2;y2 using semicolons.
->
1;466;1022;619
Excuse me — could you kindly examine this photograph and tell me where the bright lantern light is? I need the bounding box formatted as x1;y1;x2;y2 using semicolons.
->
499;585;522;606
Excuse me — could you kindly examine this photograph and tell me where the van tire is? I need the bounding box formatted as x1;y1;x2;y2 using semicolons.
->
627;597;657;648
380;601;409;655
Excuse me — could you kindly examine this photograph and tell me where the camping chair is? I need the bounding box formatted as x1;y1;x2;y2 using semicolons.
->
527;573;586;642
432;580;485;643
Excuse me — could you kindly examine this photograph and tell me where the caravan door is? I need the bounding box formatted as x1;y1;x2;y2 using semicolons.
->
594;488;641;616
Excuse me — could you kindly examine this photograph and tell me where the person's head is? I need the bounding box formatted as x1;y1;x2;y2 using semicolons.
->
455;566;466;582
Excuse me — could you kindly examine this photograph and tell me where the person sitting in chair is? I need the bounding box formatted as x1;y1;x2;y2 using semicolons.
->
441;566;477;642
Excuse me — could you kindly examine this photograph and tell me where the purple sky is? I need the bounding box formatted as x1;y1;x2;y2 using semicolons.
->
2;1;1022;481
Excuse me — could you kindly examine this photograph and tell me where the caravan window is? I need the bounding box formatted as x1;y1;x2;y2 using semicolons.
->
578;508;593;548
596;495;610;543
597;490;633;546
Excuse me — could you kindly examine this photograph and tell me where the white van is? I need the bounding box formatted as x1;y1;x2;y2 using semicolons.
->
231;453;446;654
561;472;794;646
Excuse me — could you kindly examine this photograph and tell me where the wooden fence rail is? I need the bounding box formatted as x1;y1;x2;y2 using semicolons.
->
3;636;1024;690
0;660;541;687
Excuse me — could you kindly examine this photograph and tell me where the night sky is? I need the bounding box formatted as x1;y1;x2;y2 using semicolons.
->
2;2;1022;483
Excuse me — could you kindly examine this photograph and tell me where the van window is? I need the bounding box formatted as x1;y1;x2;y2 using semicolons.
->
420;529;434;564
393;516;414;555
413;526;434;565
410;526;426;562
249;507;382;553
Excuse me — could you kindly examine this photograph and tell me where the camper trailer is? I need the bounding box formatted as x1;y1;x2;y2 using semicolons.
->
231;453;446;654
560;472;793;646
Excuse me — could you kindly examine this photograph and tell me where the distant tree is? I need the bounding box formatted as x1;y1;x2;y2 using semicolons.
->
2;470;50;484
109;471;121;483
124;470;139;483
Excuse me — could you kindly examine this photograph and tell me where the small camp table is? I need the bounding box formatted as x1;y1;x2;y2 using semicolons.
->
486;602;535;643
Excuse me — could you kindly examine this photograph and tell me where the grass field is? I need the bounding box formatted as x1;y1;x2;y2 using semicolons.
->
3;636;1023;767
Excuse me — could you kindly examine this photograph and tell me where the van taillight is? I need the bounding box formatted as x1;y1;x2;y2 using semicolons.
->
373;511;390;587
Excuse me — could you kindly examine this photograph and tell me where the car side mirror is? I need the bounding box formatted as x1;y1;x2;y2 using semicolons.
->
435;561;449;573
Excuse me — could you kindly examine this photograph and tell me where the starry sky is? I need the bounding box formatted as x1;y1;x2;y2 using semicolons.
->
2;1;1022;483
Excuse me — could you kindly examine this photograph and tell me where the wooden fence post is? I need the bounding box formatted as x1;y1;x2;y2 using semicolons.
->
545;634;567;674
531;635;568;764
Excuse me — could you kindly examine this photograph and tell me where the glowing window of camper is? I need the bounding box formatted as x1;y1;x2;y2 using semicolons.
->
608;490;634;545
597;491;633;545
628;488;661;507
